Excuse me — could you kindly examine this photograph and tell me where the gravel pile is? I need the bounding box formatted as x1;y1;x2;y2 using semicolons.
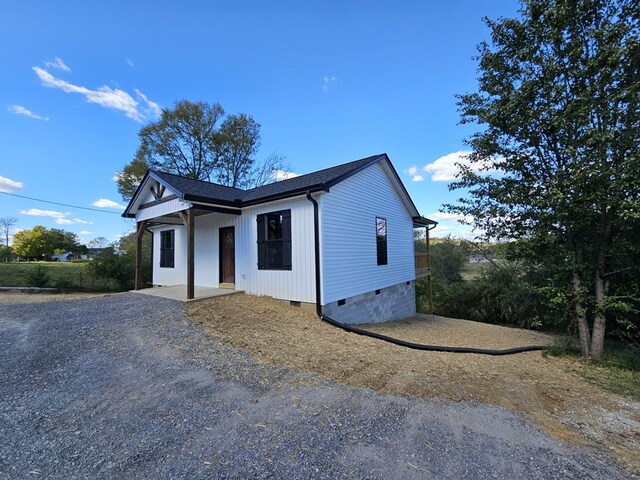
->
0;293;633;479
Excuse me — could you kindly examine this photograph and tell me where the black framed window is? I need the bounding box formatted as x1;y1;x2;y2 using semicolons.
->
160;229;175;268
257;210;291;270
376;217;387;265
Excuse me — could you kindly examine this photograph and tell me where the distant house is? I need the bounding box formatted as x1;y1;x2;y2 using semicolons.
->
51;252;74;262
123;154;436;324
469;253;493;263
51;252;83;262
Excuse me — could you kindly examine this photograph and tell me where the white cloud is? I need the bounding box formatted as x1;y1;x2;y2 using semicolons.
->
92;198;125;209
135;88;162;118
273;170;299;181
426;211;478;240
7;104;49;121
0;175;23;192
422;150;501;182
20;208;69;219
33;66;159;122
322;75;340;92
404;166;425;182
78;230;92;235
44;57;71;72
126;59;134;68
19;208;92;225
427;211;473;223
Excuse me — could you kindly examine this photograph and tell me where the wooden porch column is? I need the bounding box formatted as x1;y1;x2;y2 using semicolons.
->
179;208;195;300
135;220;147;290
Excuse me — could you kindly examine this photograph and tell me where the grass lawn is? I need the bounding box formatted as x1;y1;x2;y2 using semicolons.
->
460;261;486;280
0;262;89;288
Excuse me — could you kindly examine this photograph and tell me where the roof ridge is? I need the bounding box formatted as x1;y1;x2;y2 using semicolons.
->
152;170;245;192
243;153;386;194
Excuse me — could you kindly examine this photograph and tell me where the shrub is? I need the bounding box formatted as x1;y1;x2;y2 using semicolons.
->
26;265;50;288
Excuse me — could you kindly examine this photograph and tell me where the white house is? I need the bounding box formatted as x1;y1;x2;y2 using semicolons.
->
123;153;436;324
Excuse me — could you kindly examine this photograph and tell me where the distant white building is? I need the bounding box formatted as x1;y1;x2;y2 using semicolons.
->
469;253;492;263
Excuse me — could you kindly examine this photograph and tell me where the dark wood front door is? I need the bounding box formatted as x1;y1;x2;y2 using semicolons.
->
219;227;235;284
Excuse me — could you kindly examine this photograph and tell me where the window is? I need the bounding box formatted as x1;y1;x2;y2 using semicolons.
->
160;230;174;268
376;217;387;265
257;210;291;270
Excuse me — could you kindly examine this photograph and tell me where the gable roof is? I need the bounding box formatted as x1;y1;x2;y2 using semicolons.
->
123;153;436;225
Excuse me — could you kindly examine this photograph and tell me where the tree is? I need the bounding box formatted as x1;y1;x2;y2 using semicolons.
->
116;100;288;201
89;231;151;290
0;216;17;247
13;226;83;260
87;237;110;249
13;226;51;259
446;0;640;357
430;236;467;285
213;113;260;189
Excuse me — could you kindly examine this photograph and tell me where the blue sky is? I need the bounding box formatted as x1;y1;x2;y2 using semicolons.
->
0;0;520;244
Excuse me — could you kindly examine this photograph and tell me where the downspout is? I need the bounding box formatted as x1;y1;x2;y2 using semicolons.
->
305;191;323;317
305;191;545;356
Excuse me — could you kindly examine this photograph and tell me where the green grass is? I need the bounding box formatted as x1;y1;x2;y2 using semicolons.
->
460;261;485;280
0;262;112;291
546;338;640;400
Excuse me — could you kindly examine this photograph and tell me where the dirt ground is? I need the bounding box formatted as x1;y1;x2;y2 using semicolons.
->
0;291;109;304
189;294;640;475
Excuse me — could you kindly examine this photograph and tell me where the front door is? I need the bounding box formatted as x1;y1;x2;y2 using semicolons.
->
219;226;235;285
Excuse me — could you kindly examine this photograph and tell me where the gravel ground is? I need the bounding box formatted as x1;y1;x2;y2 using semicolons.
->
0;294;633;479
191;294;640;473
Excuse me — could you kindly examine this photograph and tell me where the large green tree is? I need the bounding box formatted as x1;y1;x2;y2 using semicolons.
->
13;226;82;260
116;100;287;200
447;0;639;357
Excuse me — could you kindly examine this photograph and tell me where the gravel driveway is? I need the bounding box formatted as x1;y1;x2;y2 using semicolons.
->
0;294;632;479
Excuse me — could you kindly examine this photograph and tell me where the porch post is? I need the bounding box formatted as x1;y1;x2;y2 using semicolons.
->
179;208;195;300
135;220;147;290
186;208;195;300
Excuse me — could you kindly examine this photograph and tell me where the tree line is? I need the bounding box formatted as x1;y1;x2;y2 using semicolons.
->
417;237;639;347
443;0;639;358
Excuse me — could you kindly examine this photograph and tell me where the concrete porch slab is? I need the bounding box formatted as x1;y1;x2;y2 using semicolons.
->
132;285;243;303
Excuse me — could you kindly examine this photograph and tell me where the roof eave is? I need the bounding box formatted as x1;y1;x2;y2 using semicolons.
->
412;216;438;227
241;184;328;207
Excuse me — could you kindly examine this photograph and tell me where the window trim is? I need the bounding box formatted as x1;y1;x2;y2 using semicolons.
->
376;217;388;266
257;209;292;271
160;229;175;268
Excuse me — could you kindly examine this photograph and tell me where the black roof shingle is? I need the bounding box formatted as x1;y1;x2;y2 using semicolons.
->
126;153;435;225
150;153;385;207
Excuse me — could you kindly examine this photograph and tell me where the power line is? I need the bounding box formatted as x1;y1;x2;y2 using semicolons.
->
0;191;124;215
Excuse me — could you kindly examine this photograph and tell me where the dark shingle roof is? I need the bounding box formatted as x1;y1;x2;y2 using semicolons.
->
150;153;386;207
152;171;245;205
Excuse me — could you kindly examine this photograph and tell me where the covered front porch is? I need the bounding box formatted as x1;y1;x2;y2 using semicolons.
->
134;201;241;300
132;284;244;303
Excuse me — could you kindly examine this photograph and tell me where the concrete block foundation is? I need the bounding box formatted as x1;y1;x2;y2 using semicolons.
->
322;280;416;325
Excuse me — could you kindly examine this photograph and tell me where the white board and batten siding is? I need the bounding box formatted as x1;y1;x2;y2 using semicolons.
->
320;161;415;305
150;225;187;286
236;198;316;303
147;196;317;304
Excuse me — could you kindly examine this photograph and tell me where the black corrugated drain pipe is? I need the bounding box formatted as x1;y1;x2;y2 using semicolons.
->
305;191;545;356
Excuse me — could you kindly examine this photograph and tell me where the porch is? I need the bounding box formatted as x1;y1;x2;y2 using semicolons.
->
132;285;244;303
